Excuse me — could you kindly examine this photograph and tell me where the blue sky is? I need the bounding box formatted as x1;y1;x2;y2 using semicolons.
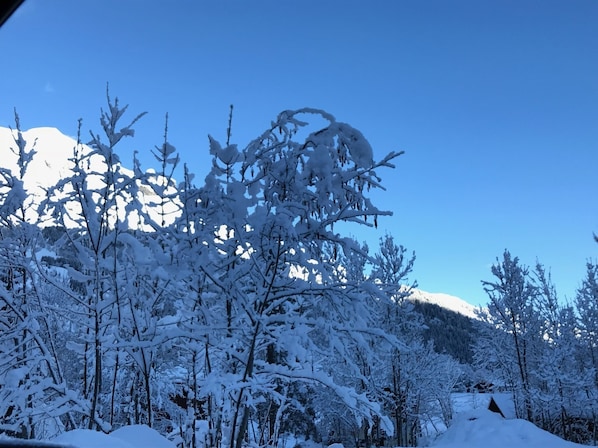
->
1;0;596;306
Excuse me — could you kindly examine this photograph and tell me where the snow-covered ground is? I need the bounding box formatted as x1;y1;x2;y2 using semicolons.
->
51;424;176;448
20;411;585;448
423;393;587;447
2;399;580;448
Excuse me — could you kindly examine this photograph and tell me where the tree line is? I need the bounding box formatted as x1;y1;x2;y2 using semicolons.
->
474;250;598;444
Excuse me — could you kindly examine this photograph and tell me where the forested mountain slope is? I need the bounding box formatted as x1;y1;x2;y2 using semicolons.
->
410;299;476;365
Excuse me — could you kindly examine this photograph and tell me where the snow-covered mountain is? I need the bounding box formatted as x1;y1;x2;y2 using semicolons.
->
407;288;482;319
0;126;79;207
0;126;180;228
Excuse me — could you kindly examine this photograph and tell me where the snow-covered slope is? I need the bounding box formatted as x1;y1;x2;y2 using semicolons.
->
0;126;80;221
51;424;176;448
431;408;586;448
407;288;481;319
0;126;180;228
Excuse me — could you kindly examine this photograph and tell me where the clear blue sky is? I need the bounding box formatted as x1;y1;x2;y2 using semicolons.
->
1;0;596;306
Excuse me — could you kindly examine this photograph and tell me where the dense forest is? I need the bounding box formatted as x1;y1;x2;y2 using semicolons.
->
0;96;597;447
410;301;476;365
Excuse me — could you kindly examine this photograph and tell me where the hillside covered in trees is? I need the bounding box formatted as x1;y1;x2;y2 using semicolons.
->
0;97;597;447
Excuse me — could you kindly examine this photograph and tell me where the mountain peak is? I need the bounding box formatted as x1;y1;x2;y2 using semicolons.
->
0;126;180;228
407;288;481;319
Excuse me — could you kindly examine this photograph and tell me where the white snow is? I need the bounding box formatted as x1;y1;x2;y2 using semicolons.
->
4;367;28;389
407;287;482;319
51;424;176;448
41;414;588;448
52;429;134;448
430;408;587;447
111;424;176;448
0;415;582;448
337;123;373;168
0;126;181;229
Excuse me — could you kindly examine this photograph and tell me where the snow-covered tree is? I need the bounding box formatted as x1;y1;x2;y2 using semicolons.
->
40;91;149;431
172;108;403;448
570;262;598;443
367;234;422;446
575;262;598;387
476;250;541;422
2;98;435;447
0;113;79;438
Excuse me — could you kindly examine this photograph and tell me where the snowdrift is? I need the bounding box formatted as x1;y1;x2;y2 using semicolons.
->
51;424;176;448
12;411;585;448
431;408;588;448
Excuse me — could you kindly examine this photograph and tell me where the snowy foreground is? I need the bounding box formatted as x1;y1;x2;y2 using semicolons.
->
428;409;587;448
0;409;574;448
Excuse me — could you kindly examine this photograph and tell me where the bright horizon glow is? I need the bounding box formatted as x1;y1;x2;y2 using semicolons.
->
0;1;596;307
